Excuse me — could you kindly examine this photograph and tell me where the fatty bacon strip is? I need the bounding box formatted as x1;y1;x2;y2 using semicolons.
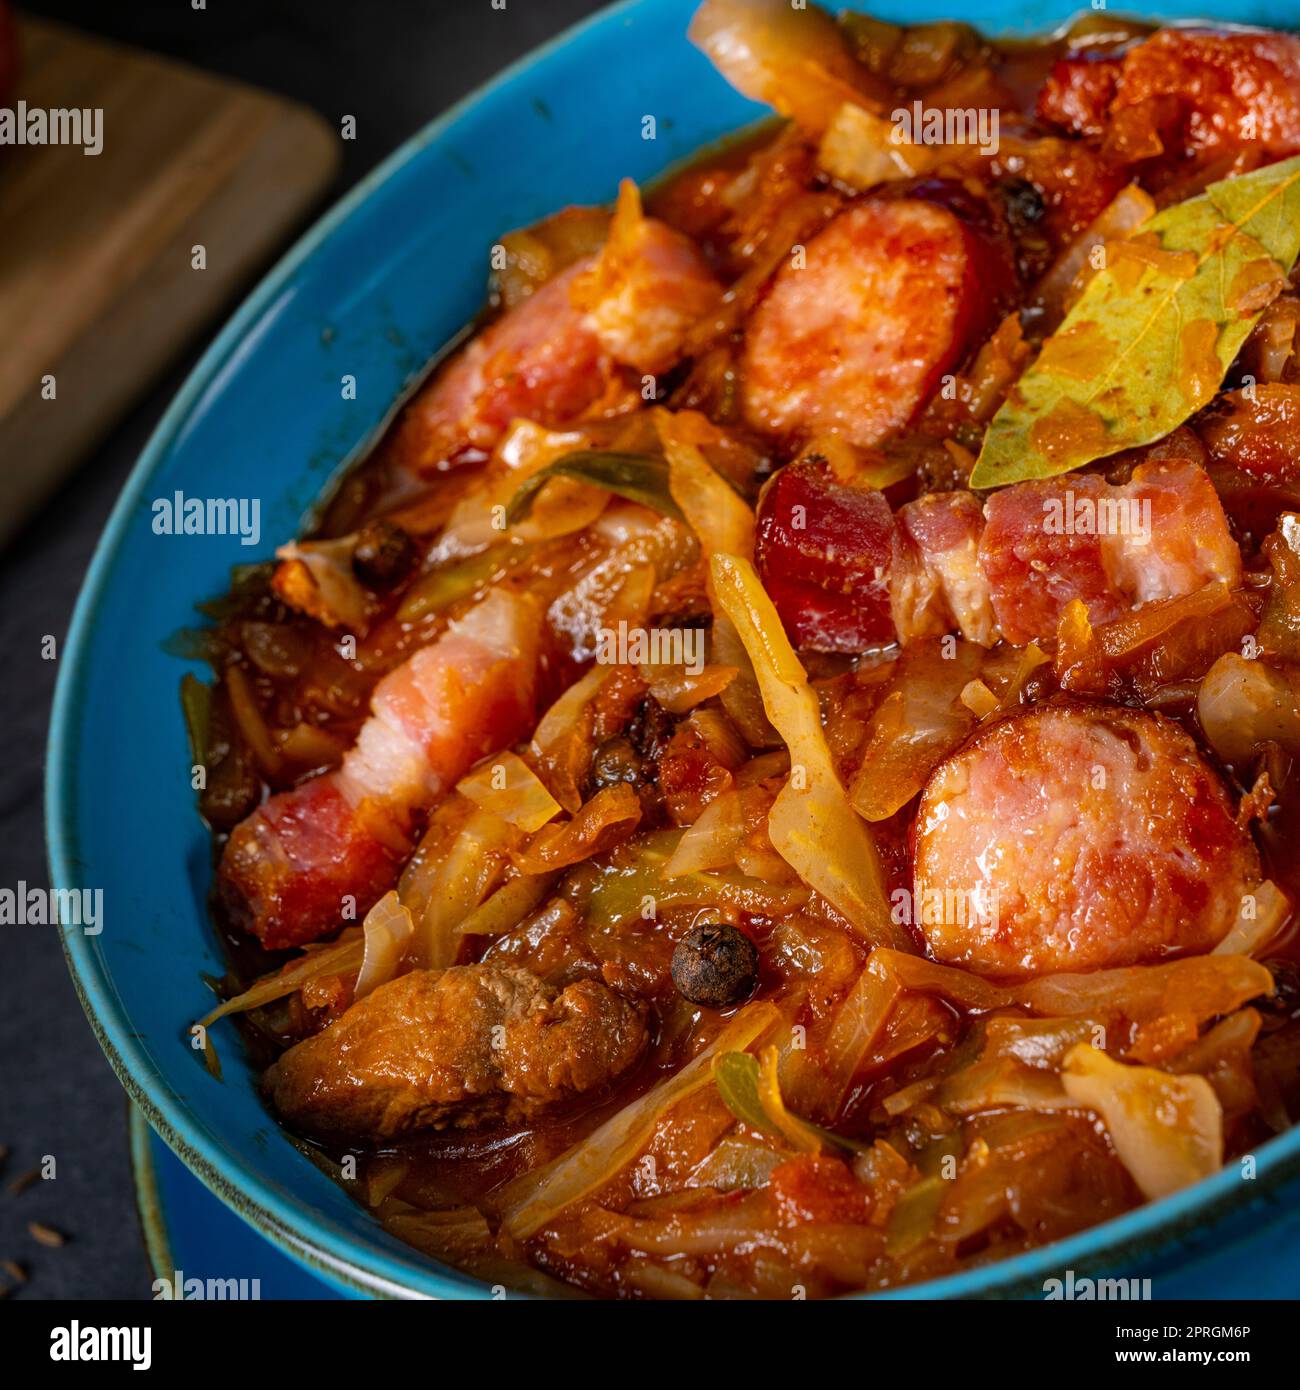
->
220;589;540;949
756;450;1242;652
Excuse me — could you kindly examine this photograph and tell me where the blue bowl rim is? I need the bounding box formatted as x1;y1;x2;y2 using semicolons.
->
46;0;1300;1300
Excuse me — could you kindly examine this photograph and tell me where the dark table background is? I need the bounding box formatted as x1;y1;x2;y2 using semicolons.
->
0;0;610;1300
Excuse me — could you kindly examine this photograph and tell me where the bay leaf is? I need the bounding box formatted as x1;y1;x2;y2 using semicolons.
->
713;1050;867;1154
971;154;1300;489
713;1050;776;1135
504;449;684;525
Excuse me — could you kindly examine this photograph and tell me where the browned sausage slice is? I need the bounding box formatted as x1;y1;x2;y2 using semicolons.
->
912;701;1260;979
740;199;999;448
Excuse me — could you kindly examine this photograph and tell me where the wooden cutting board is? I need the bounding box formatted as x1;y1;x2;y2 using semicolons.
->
0;18;340;545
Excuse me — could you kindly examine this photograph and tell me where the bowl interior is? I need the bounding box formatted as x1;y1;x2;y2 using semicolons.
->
48;0;1300;1299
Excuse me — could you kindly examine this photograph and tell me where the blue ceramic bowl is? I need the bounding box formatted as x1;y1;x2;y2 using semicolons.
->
48;0;1300;1299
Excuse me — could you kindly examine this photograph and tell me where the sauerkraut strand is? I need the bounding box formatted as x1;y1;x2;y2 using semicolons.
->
501;1001;780;1239
709;553;907;949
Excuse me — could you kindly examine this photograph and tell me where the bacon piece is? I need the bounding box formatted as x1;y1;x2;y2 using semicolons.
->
754;459;895;653
571;180;722;375
388;195;719;476
757;455;1240;655
982;475;1136;649
220;589;540;949
890;491;997;647
1110;461;1242;605
222;777;401;954
1039;30;1300;168
913;700;1261;978
388;262;612;476
979;461;1240;646
741;195;1008;449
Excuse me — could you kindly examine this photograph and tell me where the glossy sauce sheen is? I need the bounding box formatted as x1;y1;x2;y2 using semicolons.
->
194;9;1300;1299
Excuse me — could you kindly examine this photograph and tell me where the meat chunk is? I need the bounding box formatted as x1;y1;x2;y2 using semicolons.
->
1038;30;1300;169
388;188;719;475
1110;460;1242;604
220;589;540;948
912;701;1261;978
655;717;742;826
1036;54;1119;139
266;963;649;1140
741;196;1005;448
344;588;538;806
979;460;1241;646
572;180;722;375
1197;384;1300;532
891;491;997;647
755;459;895;652
221;776;403;953
756;456;1239;654
1199;384;1300;485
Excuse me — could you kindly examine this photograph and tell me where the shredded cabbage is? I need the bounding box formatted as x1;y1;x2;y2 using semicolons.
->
660;418;755;561
818;101;937;189
821;957;903;1107
713;1047;835;1154
513;784;642;874
530;665;609;812
195;928;364;1029
1035;182;1155;325
868;947;1275;1036
457;751;562;833
1199;653;1300;763
438;421;602;556
687;1138;785;1192
641;662;738;714
457;873;557;937
849;639;980;821
710;553;906;948
403;806;518;968
501;1002;779;1239
688;0;887;134
1214;880;1290;957
353;891;415;1000
663;788;746;878
1061;1044;1223;1199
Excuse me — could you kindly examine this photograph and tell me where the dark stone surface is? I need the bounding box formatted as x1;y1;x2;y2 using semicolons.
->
0;0;608;1300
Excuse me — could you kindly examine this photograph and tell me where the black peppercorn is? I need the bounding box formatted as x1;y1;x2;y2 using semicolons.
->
671;922;760;1009
1000;177;1046;230
352;521;418;591
587;736;644;791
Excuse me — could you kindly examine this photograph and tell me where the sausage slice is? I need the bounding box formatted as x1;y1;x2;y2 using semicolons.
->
741;198;1000;448
912;701;1260;978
